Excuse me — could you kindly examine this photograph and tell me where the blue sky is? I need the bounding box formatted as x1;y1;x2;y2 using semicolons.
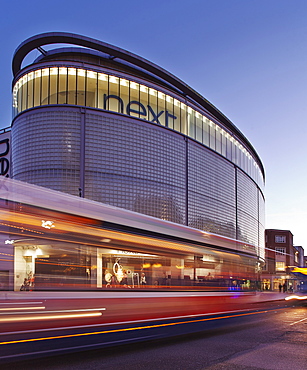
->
1;0;307;249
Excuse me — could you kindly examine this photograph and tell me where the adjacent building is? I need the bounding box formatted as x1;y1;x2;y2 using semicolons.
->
262;229;305;291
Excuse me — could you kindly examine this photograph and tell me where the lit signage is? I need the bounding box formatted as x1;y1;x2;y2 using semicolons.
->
0;132;10;177
103;95;177;127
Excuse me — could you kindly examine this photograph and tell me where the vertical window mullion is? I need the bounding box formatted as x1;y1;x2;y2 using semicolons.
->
75;69;78;105
48;68;50;105
84;70;87;107
66;67;69;104
56;67;59;105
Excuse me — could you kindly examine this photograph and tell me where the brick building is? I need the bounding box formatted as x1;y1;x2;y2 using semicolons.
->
262;229;305;291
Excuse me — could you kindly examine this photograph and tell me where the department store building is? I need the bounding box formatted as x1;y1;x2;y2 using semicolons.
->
2;33;266;288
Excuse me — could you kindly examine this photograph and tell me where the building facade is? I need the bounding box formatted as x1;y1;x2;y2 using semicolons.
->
10;32;265;257
262;229;305;291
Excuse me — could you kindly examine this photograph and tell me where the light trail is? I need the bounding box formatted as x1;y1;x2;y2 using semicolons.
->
0;311;102;323
0;309;268;346
0;306;45;311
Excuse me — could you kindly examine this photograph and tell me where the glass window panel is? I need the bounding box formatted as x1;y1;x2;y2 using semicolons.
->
41;68;49;105
195;112;202;142
242;150;247;173
13;85;17;116
21;76;27;111
67;68;77;105
86;70;97;108
173;99;181;131
215;126;222;154
276;262;285;271
108;75;120;112
77;69;86;106
49;67;58;104
188;107;195;139
27;72;34;109
157;91;166;126
226;134;232;160
139;84;149;121
181;102;187;135
166;95;175;129
58;67;67;104
33;69;41;107
232;141;238;165
97;73;108;110
16;81;23;114
221;131;227;157
148;88;158;123
119;78;129;112
128;81;140;118
202;118;210;147
239;146;243;167
209;121;216;150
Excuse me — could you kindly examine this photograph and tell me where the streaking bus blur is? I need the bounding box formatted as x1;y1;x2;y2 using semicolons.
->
0;178;262;292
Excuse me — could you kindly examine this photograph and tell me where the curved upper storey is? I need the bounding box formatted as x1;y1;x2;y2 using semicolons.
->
12;32;265;189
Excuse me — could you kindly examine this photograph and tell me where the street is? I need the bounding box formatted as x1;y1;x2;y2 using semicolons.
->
4;302;306;370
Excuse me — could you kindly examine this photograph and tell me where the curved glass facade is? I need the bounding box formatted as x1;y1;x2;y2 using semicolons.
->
11;41;265;259
11;106;265;254
12;66;264;190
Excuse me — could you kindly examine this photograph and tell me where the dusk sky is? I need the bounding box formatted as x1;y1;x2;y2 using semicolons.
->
1;0;307;248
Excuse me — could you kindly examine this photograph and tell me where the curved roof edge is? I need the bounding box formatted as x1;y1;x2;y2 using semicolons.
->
12;32;264;178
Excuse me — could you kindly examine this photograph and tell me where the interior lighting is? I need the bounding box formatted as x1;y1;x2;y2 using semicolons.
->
120;78;128;86
87;71;96;79
78;69;86;77
109;76;118;84
153;263;162;268
149;88;157;96
59;67;67;75
50;67;58;75
130;82;138;89
98;73;108;81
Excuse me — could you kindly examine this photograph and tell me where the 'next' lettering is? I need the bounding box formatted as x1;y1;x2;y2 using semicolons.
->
147;106;164;124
